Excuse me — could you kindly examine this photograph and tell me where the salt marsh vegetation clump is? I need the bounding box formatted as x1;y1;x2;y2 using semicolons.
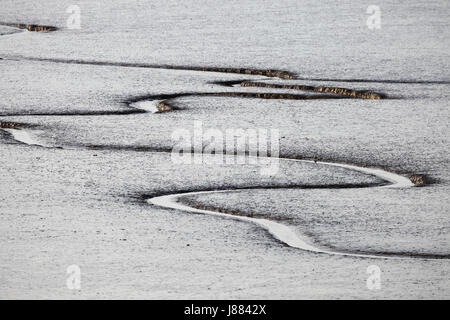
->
409;174;427;186
0;22;57;32
240;81;383;99
0;121;25;128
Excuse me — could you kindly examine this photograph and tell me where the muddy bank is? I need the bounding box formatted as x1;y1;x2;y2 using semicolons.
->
0;121;29;128
240;81;384;99
0;22;57;32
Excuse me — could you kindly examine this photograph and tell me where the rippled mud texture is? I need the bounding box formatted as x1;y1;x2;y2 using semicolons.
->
1;1;449;299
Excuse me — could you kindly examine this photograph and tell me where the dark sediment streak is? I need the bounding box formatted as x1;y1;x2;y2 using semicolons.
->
0;22;57;32
2;55;445;84
2;55;294;79
0;121;29;128
137;182;388;202
294;77;450;85
0;109;146;117
239;81;384;99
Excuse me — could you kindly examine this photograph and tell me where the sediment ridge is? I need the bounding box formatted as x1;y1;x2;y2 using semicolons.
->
240;81;384;99
0;22;57;32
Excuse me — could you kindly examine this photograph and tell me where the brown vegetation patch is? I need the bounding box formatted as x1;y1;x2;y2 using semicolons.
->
0;22;57;32
156;101;174;112
180;67;294;79
205;91;342;100
0;121;26;129
409;174;427;186
240;81;383;99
